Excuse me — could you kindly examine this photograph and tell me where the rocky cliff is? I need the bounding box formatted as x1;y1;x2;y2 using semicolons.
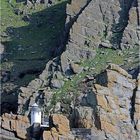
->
1;64;140;140
1;0;140;140
36;0;140;87
66;0;139;50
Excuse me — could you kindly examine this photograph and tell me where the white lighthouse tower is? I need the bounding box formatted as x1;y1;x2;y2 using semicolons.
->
31;103;42;125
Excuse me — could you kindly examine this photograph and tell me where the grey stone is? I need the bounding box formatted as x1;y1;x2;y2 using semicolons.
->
51;79;64;89
53;71;63;79
70;62;83;74
99;40;112;48
0;43;5;55
28;78;43;90
54;102;61;112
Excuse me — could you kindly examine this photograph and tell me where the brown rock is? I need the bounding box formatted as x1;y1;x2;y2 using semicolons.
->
43;130;59;140
1;114;30;140
101;121;118;134
53;114;70;135
94;84;111;96
70;62;83;74
43;114;71;140
107;63;132;78
96;95;111;112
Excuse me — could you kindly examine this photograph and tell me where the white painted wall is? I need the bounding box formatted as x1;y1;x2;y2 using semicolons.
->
31;111;41;125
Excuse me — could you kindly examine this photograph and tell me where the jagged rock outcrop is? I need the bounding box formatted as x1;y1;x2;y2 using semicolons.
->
66;0;140;50
36;0;140;91
3;0;139;139
134;73;140;139
16;0;140;96
69;64;139;140
43;114;74;140
119;0;140;49
17;0;96;114
65;0;91;27
3;63;140;140
94;64;137;139
1;113;30;139
18;85;53;114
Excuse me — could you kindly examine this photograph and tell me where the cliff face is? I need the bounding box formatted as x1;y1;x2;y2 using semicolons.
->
64;64;139;140
1;64;140;140
1;0;140;140
66;0;139;50
1;113;30;139
38;0;140;87
17;0;140;110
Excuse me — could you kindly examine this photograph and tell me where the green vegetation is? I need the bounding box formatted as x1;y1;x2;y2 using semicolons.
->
1;0;68;86
49;45;139;108
1;0;139;113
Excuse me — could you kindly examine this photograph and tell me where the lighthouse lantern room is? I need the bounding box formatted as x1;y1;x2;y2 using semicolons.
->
31;103;41;125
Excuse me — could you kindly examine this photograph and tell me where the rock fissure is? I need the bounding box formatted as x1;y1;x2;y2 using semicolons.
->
18;69;42;79
62;0;93;54
130;86;137;127
111;0;136;49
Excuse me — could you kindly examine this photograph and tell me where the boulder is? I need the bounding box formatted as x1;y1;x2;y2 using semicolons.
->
51;79;64;89
99;40;112;48
107;63;132;78
43;114;72;140
28;78;43;90
1;113;30;140
70;62;83;74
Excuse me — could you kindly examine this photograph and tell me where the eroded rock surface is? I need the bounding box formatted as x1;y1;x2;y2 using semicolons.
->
1;0;140;140
1;113;30;140
134;74;140;138
2;64;140;140
66;0;140;50
69;64;139;140
43;114;74;140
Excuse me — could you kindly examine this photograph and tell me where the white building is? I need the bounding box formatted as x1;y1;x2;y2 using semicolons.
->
31;103;42;125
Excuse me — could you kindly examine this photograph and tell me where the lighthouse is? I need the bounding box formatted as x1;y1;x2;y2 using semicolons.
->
31;103;41;125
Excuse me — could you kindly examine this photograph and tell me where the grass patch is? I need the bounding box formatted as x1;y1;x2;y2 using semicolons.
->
1;0;68;85
49;45;139;108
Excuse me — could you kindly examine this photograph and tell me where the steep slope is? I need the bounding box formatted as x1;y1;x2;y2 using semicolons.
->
38;0;140;87
17;0;139;119
1;64;140;140
1;0;140;140
66;0;140;50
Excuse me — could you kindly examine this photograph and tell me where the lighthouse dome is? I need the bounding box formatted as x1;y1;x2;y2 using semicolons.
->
31;103;41;112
